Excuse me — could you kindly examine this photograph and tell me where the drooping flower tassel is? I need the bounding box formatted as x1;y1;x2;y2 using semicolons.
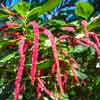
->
81;38;100;56
36;71;42;98
14;37;27;100
61;26;75;32
40;28;64;95
87;32;100;48
59;34;90;47
29;21;39;85
38;78;58;99
61;61;68;90
52;60;68;90
69;58;79;82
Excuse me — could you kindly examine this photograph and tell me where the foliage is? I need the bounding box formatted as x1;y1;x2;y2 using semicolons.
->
0;1;100;100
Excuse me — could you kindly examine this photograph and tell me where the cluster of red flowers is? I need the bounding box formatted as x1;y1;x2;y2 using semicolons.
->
1;14;100;99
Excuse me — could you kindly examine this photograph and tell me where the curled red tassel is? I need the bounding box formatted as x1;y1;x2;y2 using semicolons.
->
40;28;64;95
59;35;89;47
29;21;39;85
14;37;27;100
81;38;100;56
87;32;100;48
75;39;89;47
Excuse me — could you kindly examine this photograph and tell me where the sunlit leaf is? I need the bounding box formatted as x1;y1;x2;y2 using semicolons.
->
75;2;94;19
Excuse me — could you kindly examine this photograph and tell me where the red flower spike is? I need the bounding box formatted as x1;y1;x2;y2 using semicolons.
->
37;79;42;98
36;71;42;98
61;61;68;89
40;28;64;95
0;23;18;31
75;39;89;47
88;32;100;48
59;35;89;47
29;21;39;85
14;37;27;100
51;62;56;75
61;26;75;32
81;38;100;56
69;58;79;82
20;83;26;93
93;34;100;48
38;78;58;99
59;35;72;41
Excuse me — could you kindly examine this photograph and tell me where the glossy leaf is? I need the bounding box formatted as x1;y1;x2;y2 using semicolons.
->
75;2;94;19
14;1;30;16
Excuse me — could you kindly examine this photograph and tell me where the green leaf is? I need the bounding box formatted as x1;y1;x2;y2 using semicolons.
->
0;40;17;48
0;52;17;63
76;70;88;80
74;45;87;53
70;70;88;80
49;19;67;26
88;17;100;30
75;2;94;19
26;59;52;70
14;1;30;16
60;94;69;100
0;10;9;18
27;0;62;17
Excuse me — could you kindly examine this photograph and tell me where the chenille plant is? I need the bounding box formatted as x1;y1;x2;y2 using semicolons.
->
0;1;100;100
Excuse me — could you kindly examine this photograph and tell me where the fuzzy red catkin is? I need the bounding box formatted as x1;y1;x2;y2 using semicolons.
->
69;58;79;82
36;71;42;98
61;61;68;89
40;28;64;95
59;34;72;40
14;37;26;100
61;26;75;32
75;39;90;47
59;35;89;47
29;21;39;85
37;79;42;98
51;62;56;75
